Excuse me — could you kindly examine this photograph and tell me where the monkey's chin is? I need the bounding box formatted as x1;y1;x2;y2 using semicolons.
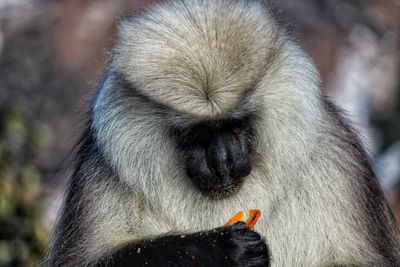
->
200;183;242;200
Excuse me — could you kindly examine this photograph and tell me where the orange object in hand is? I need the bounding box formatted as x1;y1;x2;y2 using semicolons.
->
225;209;261;229
225;211;245;226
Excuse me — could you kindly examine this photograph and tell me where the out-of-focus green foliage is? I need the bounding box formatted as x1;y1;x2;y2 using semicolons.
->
0;109;49;267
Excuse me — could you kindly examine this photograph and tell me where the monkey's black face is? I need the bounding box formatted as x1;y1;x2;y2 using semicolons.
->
171;116;255;199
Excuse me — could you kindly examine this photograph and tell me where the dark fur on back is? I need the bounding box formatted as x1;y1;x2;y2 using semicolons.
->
322;97;400;264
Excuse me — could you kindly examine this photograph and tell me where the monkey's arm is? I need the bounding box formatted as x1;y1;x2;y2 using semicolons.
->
95;222;269;267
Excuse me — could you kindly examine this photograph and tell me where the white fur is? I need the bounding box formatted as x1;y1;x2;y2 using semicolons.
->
113;0;280;117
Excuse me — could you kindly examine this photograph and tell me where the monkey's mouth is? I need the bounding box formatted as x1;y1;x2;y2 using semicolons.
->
200;182;243;199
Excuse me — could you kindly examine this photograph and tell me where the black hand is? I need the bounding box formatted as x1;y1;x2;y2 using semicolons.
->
95;222;269;267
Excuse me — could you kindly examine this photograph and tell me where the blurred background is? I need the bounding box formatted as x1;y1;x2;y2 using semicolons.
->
0;0;399;266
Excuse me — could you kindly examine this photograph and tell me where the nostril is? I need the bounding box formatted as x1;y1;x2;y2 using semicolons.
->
231;156;251;179
227;134;252;180
185;146;215;186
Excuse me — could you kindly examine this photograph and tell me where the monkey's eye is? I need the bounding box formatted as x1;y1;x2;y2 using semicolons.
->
231;136;240;145
170;116;253;148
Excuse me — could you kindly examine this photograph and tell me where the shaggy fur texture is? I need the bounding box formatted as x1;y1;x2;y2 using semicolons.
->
44;0;400;266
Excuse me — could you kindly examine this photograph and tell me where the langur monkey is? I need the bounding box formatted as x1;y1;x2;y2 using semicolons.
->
45;0;400;266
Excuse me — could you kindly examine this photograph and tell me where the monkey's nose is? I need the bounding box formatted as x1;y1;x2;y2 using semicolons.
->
208;133;252;182
208;135;230;178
